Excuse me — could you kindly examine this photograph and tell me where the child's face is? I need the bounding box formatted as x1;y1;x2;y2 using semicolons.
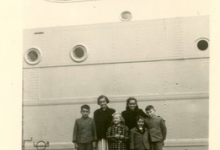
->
81;108;90;118
113;115;121;125
99;98;107;109
146;108;156;118
128;100;137;111
137;119;144;127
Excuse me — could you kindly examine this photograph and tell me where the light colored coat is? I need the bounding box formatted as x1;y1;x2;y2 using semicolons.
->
144;116;167;142
72;117;97;143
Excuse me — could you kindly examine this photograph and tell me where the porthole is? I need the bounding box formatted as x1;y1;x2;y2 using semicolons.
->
70;45;88;62
120;11;132;22
197;40;209;51
24;47;42;65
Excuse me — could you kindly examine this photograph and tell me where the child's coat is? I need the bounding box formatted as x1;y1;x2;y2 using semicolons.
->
130;127;150;150
72;117;97;143
106;124;129;150
144;116;166;142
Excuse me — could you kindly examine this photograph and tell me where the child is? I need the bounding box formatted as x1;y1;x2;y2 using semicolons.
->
130;116;150;150
106;112;129;150
72;105;97;150
94;95;115;150
145;105;167;150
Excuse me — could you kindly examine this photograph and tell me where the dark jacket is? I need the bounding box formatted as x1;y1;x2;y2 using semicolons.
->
122;109;147;130
144;116;167;142
72;117;97;143
94;107;115;140
130;127;150;150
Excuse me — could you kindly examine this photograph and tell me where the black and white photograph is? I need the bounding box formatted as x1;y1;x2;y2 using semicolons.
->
22;1;209;150
2;0;219;150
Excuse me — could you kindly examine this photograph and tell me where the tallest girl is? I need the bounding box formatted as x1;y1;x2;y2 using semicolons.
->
122;97;148;150
94;95;115;150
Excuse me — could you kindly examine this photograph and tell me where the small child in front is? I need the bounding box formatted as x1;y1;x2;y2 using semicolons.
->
106;112;129;150
130;116;150;150
72;105;97;150
145;105;167;150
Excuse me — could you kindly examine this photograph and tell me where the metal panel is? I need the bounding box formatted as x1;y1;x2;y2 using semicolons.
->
23;59;208;104
23;15;209;150
23;16;209;69
24;140;208;150
162;100;208;139
23;99;208;146
23;69;40;100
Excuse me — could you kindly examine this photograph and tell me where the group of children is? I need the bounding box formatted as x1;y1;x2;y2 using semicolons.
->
72;96;167;150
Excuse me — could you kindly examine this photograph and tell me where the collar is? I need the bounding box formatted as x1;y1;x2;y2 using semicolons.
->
129;108;138;111
99;107;109;112
151;115;157;119
81;116;90;120
136;126;146;134
113;124;123;127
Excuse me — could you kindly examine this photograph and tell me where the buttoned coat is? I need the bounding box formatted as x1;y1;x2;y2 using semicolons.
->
130;127;150;150
106;124;129;150
144;116;167;142
72;117;97;143
94;107;115;140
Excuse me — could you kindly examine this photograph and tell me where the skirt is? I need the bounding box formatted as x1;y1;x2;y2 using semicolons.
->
97;139;108;150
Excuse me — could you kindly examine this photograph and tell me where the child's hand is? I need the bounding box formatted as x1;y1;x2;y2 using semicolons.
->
119;135;124;139
74;143;78;149
115;134;120;139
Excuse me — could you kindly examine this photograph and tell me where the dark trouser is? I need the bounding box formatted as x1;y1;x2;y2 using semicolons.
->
78;143;93;150
150;142;163;150
126;142;130;150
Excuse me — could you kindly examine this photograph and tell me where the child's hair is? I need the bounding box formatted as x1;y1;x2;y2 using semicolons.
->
136;115;145;122
136;116;147;127
126;97;139;110
97;95;109;105
112;112;125;125
145;105;155;111
81;104;90;110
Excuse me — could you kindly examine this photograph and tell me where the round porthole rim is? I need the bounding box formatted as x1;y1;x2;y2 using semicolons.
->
195;37;209;42
196;37;209;51
24;47;42;65
70;44;88;62
120;11;132;22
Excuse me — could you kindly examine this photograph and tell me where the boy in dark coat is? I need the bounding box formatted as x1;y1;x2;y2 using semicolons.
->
144;105;167;150
73;105;97;150
130;116;150;150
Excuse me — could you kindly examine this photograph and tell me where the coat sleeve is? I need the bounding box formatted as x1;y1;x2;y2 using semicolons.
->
129;129;134;150
106;126;115;142
121;111;126;124
124;126;129;141
106;127;112;139
139;109;148;118
72;119;78;143
92;119;97;141
144;118;150;129
121;111;126;119
160;119;167;141
94;111;97;125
